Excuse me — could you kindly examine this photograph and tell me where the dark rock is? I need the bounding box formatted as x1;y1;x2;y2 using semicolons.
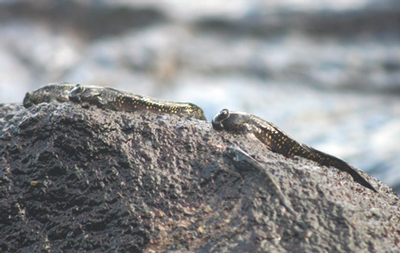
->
0;103;399;252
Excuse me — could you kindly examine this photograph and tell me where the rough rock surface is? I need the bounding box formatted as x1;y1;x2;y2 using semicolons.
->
2;1;400;194
0;103;399;252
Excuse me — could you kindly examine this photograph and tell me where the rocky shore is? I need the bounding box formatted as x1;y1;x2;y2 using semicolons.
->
1;103;399;252
1;1;400;194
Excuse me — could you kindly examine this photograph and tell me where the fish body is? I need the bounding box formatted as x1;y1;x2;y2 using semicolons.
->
23;83;206;120
212;109;379;193
69;85;206;120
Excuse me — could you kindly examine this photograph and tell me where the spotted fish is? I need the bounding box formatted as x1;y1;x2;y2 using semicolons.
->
69;85;206;120
212;108;379;193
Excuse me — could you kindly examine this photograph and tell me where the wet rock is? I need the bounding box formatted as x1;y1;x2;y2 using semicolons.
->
0;103;399;252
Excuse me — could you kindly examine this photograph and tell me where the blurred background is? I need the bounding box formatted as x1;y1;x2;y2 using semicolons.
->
0;0;399;193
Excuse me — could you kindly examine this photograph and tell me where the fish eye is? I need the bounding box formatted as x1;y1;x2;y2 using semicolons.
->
71;85;85;94
23;92;33;108
212;108;230;131
69;85;85;102
219;109;230;120
214;109;230;123
75;84;85;93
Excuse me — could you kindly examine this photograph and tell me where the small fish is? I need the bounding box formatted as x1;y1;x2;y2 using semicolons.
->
213;109;379;194
23;83;207;120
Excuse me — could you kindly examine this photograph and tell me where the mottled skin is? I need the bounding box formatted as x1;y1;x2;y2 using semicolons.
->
69;85;207;120
23;83;77;108
23;83;206;120
212;109;379;193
